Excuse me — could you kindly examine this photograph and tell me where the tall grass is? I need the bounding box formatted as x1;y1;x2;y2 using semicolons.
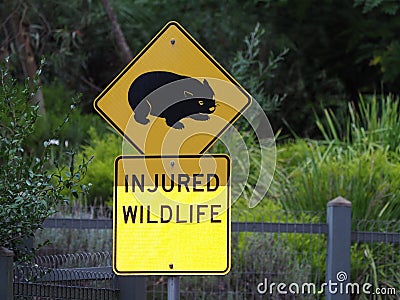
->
317;94;400;154
278;94;400;221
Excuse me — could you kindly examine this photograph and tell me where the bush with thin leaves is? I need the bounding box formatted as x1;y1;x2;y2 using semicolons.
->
0;59;91;259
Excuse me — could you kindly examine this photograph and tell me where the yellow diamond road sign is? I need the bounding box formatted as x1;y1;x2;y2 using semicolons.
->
94;21;251;155
114;155;230;275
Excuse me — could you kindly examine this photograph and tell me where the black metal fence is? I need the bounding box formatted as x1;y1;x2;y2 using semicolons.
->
1;197;399;299
14;252;118;300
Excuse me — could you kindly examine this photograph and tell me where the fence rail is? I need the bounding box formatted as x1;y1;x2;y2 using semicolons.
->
43;218;400;244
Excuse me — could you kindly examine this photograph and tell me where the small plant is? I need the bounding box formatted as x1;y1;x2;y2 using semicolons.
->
230;23;288;123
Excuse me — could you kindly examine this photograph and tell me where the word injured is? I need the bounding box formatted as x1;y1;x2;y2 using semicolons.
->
124;173;220;193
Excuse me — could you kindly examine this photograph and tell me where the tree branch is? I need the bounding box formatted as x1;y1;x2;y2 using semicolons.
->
100;0;133;64
10;7;46;115
80;76;102;93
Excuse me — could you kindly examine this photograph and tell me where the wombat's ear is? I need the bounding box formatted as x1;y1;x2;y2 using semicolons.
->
203;79;211;89
184;91;193;97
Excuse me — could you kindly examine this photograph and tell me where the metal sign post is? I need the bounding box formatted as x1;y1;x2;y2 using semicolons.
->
168;276;180;300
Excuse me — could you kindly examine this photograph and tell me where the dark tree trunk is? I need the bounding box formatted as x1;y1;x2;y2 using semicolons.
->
101;0;133;64
10;9;45;115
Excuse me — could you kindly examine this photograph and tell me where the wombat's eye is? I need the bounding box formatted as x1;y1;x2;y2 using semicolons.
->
198;100;204;105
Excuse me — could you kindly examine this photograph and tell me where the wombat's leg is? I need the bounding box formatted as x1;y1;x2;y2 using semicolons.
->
172;122;184;129
166;117;184;129
189;114;209;121
134;99;151;125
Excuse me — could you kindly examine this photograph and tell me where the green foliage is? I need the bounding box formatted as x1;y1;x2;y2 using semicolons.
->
2;0;262;106
0;59;91;256
3;0;400;137
279;143;400;220
25;83;107;154
230;23;288;116
317;94;400;154
77;127;136;205
254;0;400;136
229;231;312;292
349;218;400;300
370;41;400;85
35;228;111;255
272;94;400;297
349;0;400;88
232;197;283;222
349;242;400;300
354;0;400;14
212;130;277;209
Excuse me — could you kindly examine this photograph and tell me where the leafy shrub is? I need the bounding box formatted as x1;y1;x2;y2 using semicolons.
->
26;82;108;154
77;127;138;205
76;127;120;205
0;59;90;258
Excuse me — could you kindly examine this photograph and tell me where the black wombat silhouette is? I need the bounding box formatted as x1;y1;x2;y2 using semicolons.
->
128;71;216;129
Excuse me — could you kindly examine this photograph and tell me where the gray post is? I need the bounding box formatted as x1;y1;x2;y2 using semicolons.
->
326;197;352;299
118;276;146;300
168;276;180;300
0;247;14;300
23;236;34;251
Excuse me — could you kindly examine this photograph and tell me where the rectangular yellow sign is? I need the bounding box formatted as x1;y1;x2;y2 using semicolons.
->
113;155;231;275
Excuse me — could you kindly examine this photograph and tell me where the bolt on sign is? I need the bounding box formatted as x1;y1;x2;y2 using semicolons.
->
93;21;251;155
114;155;230;275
